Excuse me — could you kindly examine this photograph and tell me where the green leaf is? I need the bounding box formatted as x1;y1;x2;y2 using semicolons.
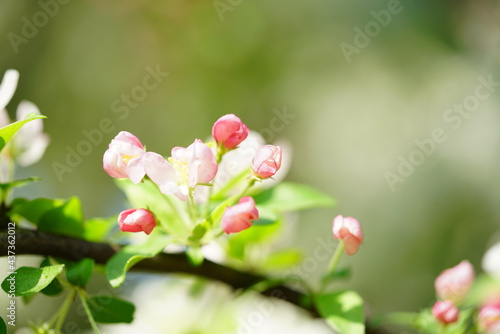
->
66;258;94;287
368;312;419;329
0;316;6;334
39;258;63;296
227;223;282;261
38;196;85;238
0;113;46;152
253;182;335;212
40;278;63;296
252;218;277;226
186;246;204;266
83;216;117;242
321;267;352;287
262;250;302;271
22;293;37;305
0;177;41;192
1;265;64;297
188;222;210;243
116;179;189;236
315;290;365;334
106;235;171;288
88;296;135;324
9;198;65;224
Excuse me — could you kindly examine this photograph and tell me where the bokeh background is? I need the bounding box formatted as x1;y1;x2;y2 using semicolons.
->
1;0;500;332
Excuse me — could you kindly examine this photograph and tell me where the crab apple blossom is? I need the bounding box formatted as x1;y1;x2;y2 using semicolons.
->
0;70;49;167
103;131;146;184
143;139;218;201
432;300;459;325
332;215;363;255
222;196;259;234
212;114;249;150
118;208;156;235
0;101;50;167
434;260;474;303
252;145;282;179
478;303;500;333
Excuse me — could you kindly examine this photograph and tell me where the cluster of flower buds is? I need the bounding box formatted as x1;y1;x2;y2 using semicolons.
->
432;261;475;325
103;114;282;235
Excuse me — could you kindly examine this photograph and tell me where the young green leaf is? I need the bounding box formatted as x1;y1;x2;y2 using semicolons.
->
0;113;46;152
0;316;6;334
9;198;65;224
321;267;352;287
0;177;40;192
40;278;64;296
1;265;64;297
106;235;171;288
83;216;117;242
87;296;135;324
39;258;63;296
253;182;336;212
315;290;365;334
188;221;210;243
262;249;303;271
38;196;85;238
227;223;282;261
186;246;204;266
66;258;95;287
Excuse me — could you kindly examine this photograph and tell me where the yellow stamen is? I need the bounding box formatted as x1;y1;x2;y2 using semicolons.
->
168;157;189;185
121;154;137;164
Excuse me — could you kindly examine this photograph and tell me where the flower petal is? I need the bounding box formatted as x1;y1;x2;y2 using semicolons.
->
0;70;19;112
127;156;146;184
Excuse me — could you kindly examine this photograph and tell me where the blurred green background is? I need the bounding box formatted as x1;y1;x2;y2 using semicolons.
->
1;0;499;330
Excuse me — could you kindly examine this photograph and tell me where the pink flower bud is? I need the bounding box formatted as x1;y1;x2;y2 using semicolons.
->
252;145;282;179
478;303;500;333
118;208;156;235
432;300;459;325
103;131;146;184
222;197;259;234
332;215;363;255
212;114;249;149
434;260;475;303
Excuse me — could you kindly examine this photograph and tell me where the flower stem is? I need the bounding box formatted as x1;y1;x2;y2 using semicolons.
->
78;289;101;334
327;241;344;275
162;193;190;230
53;288;76;334
238;178;256;198
188;188;198;224
212;168;250;200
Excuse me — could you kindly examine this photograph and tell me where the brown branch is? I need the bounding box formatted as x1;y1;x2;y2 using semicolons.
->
0;228;316;316
0;228;389;333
